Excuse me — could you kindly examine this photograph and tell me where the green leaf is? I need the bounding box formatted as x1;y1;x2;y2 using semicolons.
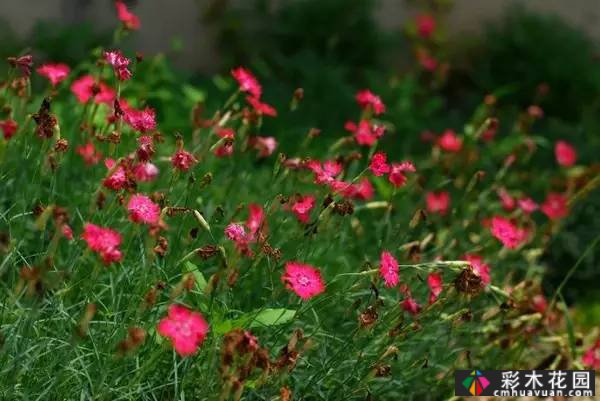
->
184;261;207;291
249;308;296;328
182;84;206;104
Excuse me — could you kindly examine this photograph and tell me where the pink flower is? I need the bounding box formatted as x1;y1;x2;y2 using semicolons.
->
379;251;399;288
352;120;385;146
115;0;140;30
582;340;600;369
127;194;160;225
464;254;491;286
554;140;577;167
104;50;132;81
103;158;128;190
388;161;416;188
81;223;123;264
307;160;343;184
355;89;385;115
540;193;568;220
246;96;277;117
231;67;262;98
352;178;374;200
416;14;436;38
426;191;450;215
497;187;516;211
225;223;247;242
171;150;196;172
246;204;265;236
518;197;538;214
250;136;277;157
62;224;74;241
437;130;462;153
71;75;115;104
291;195;315;224
401;297;421;315
281;261;325;300
417;49;438;72
369;152;390;176
214;128;235;157
124;107;157;132
76;142;102;165
36;63;70;86
157;304;209;356
490;216;527;249
0;119;18;140
427;272;443;304
133;162;159;182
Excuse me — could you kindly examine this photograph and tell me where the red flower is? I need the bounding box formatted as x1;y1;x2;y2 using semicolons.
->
37;63;70;86
426;191;450;215
127;194;160;225
71;75;115;104
171;150;196;172
225;223;247;243
427;272;443;304
0;119;18;140
250;136;277;157
76;142;102;165
352;177;374;200
518;197;538;214
124;107;156;132
582;339;600;369
417;49;438;72
416;14;436;38
464;254;491;286
388;161;416;188
437;130;462;153
246;204;265;236
307;159;343;185
81;223;123;264
540;193;568;220
103;159;128;190
62;224;74;241
554;140;577;167
214;128;234;157
157;304;209;356
133;162;159;182
231;67;262;98
115;0;140;30
291;195;315;224
104;50;132;81
369;152;390;176
379;251;399;288
497;187;515;211
351;120;385;146
246;96;277;117
401;297;421;315
281;261;325;300
355;89;386;115
490;216;527;249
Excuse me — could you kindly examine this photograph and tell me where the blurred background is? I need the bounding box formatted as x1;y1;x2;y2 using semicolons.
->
1;0;599;323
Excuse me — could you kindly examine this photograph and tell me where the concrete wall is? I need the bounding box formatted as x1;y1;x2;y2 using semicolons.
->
0;0;598;73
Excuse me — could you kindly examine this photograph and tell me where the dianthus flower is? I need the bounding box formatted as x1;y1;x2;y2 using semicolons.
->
426;191;450;215
355;89;385;115
518;197;538;214
71;75;115;104
37;63;70;86
104;50;132;81
250;136;277;157
127;194;160;225
133;162;159;182
540;193;568;220
352;177;374;200
62;224;74;241
103;158;128;190
307;159;343;185
76;142;102;165
427;272;443;304
246;203;265;236
225;223;247;243
437;129;462;152
582;339;600;369
124;107;156;132
246;96;277;117
490;216;527;249
350;120;385;146
291;195;315;224
379;251;399;288
214;128;234;157
7;54;33;77
464;254;491;286
554;140;577;167
231;67;262;98
157;304;209;356
369;152;390;176
115;0;140;30
416;14;436;38
497;187;515;211
0;119;18;140
388;161;416;188
82;223;123;264
281;261;325;300
171;149;196;172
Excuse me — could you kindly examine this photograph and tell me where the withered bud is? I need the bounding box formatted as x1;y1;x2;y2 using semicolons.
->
333;200;354;216
196;245;219;260
359;306;378;328
54;138;69;152
454;268;484;295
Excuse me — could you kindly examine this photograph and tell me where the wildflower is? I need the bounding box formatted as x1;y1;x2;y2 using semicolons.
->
518;197;538;214
281;261;325;300
136;135;155;161
214;128;234;157
490;216;527;249
388;161;416;188
133;162;159;182
426;191;450;215
115;0;140;30
437;129;462;153
352;178;374;200
355;89;385;115
124;107;157;132
307;160;343;184
415;14;436;38
81;223;123;264
246;96;277;117
369;152;390;176
157;304;209;356
531;294;547;314
582;339;600;369
250;136;278;157
104;50;132;81
0;119;18;140
464;254;491;286
554;140;577;167
76;142;102;165
427;272;443;304
7;54;33;77
246;204;265;236
400;293;421;315
171;149;196;172
231;67;262;98
62;224;74;240
36;63;70;86
379;251;399;288
352;120;385;146
127;194;160;225
103;159;128;190
71;75;115;104
225;223;247;243
416;49;438;72
497;187;515;211
540;193;568;220
291;195;315;224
